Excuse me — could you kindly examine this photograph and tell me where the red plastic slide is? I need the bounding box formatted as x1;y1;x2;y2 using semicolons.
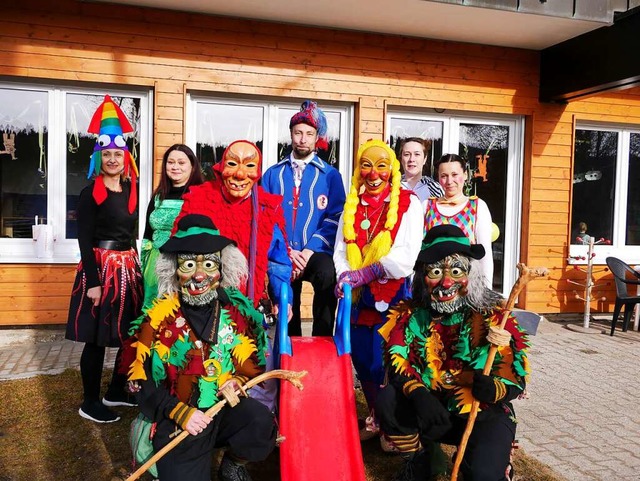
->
279;335;366;481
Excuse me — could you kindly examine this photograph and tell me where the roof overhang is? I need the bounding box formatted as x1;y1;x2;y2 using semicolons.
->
90;0;640;102
540;9;640;102
94;0;613;50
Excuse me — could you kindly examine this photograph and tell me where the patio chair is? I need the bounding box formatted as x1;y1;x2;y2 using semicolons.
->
605;257;640;336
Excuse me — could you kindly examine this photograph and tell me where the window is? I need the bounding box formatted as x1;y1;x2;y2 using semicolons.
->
0;83;152;263
387;110;524;296
570;125;640;263
186;96;354;192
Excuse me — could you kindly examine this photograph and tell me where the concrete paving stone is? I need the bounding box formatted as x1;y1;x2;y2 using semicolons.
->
608;450;640;465
571;447;614;463
596;458;637;473
548;436;589;449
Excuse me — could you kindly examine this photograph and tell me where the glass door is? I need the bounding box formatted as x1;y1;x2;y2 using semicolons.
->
388;111;523;295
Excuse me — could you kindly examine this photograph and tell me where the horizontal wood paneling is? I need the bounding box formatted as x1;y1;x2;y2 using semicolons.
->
0;265;75;326
1;0;639;325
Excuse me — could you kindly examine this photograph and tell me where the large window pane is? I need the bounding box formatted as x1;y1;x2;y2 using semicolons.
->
627;132;640;245
389;118;444;176
0;88;48;239
65;94;141;239
195;103;264;179
571;129;617;244
459;123;510;292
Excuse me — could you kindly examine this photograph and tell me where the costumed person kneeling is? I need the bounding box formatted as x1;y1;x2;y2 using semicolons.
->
376;224;529;481
124;214;275;481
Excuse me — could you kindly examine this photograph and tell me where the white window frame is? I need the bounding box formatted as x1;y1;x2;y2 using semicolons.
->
386;109;524;298
0;82;153;264
569;123;640;265
185;95;354;193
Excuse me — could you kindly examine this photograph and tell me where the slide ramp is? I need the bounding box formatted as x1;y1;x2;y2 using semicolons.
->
278;285;365;481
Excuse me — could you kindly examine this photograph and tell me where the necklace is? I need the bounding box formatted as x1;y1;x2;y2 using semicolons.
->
360;202;386;230
363;203;388;244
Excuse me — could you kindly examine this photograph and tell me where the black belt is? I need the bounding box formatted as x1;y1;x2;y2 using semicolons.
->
97;240;132;251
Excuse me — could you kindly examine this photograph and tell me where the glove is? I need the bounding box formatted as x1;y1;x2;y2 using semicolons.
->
407;386;451;441
168;401;197;430
335;263;385;297
472;372;507;404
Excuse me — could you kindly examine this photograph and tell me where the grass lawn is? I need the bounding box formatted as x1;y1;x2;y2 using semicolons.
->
0;369;566;481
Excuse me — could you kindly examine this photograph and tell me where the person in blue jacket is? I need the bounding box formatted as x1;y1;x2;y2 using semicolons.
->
262;100;346;337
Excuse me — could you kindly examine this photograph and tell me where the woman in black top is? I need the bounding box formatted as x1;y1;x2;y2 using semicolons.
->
66;95;143;423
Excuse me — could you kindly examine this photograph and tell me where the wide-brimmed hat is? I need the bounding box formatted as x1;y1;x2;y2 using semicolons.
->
161;214;235;254
416;224;485;264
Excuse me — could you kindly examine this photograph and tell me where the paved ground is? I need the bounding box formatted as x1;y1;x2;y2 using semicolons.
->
1;318;639;480
516;317;640;481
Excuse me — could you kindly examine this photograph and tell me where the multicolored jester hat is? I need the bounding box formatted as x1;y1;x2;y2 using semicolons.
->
87;94;139;214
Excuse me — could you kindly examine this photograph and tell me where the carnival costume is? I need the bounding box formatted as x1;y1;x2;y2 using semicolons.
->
67;181;142;347
125;214;275;481
66;95;142;423
174;140;291;412
134;181;197;336
425;194;493;287
262;100;346;336
333;139;423;424
376;225;529;481
175;141;290;312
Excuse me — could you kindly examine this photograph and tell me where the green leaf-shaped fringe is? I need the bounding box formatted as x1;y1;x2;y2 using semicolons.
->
150;350;167;387
224;286;268;366
198;378;220;408
169;336;193;369
454;321;473;362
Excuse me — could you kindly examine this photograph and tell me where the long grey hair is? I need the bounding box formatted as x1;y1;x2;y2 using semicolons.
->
156;244;248;297
412;255;503;314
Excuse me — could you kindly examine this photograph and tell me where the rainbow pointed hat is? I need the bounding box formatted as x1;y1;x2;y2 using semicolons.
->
87;95;139;213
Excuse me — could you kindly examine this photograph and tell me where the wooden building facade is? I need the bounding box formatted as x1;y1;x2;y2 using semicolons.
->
1;0;639;326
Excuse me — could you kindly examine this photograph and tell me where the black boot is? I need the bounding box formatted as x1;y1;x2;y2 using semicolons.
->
218;454;252;481
393;450;429;481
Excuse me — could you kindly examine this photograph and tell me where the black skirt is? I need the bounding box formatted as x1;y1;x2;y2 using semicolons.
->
66;247;143;347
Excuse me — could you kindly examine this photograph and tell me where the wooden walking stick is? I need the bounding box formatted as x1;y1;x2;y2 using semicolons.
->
125;369;307;481
450;263;548;481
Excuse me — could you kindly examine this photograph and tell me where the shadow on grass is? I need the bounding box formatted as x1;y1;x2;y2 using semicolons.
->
0;369;567;481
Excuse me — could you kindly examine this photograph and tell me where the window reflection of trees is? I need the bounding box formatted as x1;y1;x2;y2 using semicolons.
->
196;104;264;180
459;124;509;293
195;104;344;179
388;119;444;176
0;89;48;238
571;130;617;244
626;133;640;245
66;95;140;239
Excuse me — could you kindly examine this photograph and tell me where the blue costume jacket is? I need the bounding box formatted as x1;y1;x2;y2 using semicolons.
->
262;153;346;255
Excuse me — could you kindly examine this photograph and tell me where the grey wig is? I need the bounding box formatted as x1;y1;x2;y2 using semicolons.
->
413;256;503;314
465;259;504;312
155;244;248;296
